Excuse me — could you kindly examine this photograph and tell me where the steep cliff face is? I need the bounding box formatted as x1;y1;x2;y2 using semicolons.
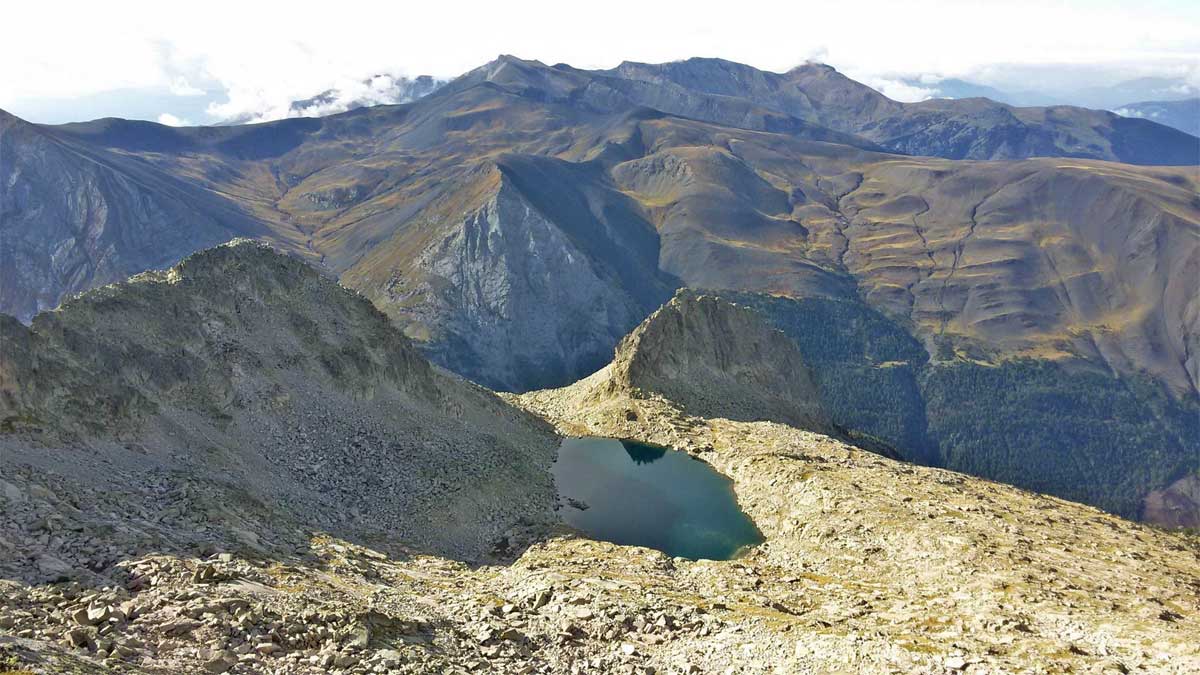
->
530;290;831;435
349;163;678;391
0;240;559;561
0;110;260;322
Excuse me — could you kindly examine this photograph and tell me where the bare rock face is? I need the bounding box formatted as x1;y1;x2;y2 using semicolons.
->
0;110;259;322
601;290;831;433
361;163;677;392
415;177;653;390
0;240;559;564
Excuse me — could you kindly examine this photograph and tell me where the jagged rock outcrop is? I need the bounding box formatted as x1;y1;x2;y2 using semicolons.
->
528;290;832;434
0;240;559;567
349;161;678;392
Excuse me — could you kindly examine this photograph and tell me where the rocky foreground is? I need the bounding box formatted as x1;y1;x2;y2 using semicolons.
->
0;246;1198;674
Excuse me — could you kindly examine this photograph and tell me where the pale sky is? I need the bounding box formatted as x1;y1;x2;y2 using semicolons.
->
3;0;1198;123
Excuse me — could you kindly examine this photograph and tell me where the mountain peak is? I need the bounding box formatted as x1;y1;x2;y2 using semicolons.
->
565;289;832;433
786;61;838;74
485;53;547;71
4;239;442;437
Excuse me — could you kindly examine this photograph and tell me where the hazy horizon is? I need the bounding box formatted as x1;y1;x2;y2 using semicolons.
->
3;0;1198;125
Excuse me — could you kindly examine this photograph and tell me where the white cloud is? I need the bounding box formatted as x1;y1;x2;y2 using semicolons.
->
168;77;205;97
802;46;830;65
1158;83;1199;97
1112;107;1161;119
861;78;940;103
206;72;443;124
0;0;1196;119
157;113;190;126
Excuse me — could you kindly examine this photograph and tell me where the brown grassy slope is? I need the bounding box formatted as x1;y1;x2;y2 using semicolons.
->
19;74;1200;395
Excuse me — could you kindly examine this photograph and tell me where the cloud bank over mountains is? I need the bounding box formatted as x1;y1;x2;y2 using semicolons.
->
1;0;1196;124
211;73;445;125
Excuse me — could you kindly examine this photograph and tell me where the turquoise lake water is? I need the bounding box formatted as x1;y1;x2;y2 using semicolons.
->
551;437;764;560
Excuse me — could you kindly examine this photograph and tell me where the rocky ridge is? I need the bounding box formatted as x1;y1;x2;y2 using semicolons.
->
550;289;832;434
0;240;559;565
603;57;1200;164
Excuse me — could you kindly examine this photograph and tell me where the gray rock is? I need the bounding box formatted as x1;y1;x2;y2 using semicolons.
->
203;651;238;674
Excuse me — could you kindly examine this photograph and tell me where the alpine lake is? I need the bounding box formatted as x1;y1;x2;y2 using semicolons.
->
551;437;764;560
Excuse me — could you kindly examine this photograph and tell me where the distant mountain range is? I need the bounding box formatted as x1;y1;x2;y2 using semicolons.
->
590;57;1196;163
889;75;1199;136
1;55;1197;527
8;59;1196;136
1111;98;1200;137
895;73;1199;109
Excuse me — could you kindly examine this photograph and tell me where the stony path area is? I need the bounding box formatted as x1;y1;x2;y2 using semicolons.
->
4;390;1199;673
513;382;1200;674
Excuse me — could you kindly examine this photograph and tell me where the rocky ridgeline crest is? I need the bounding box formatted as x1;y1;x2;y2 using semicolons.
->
1;239;438;436
581;289;832;434
1;239;559;566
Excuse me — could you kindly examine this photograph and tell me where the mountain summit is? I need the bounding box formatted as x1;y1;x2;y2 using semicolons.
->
1;240;559;563
561;290;833;433
603;57;1199;164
